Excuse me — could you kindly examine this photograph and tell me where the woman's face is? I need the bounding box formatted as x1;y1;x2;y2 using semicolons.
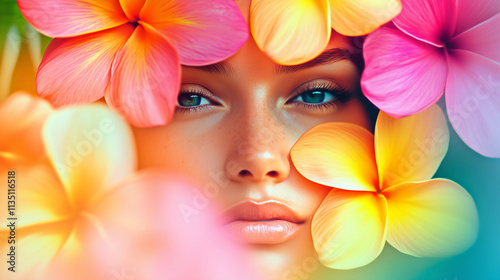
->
133;17;372;280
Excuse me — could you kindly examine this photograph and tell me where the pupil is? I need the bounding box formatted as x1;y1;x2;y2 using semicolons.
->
178;94;201;107
303;91;325;103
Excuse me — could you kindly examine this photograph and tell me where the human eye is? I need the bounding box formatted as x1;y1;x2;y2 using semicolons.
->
176;84;221;113
285;79;352;111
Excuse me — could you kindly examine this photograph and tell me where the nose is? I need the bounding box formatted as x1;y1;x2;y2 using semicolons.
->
225;113;290;184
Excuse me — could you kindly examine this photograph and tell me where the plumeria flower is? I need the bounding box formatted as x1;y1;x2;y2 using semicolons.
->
0;103;255;279
0;92;52;167
250;0;401;65
17;0;248;127
290;105;478;269
361;0;500;157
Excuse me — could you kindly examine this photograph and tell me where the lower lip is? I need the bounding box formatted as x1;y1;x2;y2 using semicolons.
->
225;220;301;244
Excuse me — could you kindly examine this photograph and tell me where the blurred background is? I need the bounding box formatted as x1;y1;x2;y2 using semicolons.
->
1;0;498;279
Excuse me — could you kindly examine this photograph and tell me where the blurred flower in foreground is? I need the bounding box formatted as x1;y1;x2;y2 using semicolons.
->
361;0;500;157
291;105;478;269
17;0;248;127
250;0;401;65
0;92;52;167
0;98;254;279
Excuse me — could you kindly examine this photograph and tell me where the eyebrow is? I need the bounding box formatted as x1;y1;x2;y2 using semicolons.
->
183;61;234;76
274;48;352;74
183;48;352;75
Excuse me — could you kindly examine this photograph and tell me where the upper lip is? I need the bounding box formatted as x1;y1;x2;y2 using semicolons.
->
224;200;304;224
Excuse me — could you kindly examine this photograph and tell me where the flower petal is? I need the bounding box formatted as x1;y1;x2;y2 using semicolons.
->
37;25;134;107
0;92;52;164
119;0;145;21
449;13;500;64
454;0;500;36
42;104;136;207
17;0;128;37
106;24;180;127
291;122;378;191
250;0;331;65
375;105;449;190
361;27;448;117
140;0;248;65
0;219;74;279
384;179;478;257
312;188;387;269
0;164;71;228
91;170;257;280
392;0;456;47
445;49;500;157
329;0;402;36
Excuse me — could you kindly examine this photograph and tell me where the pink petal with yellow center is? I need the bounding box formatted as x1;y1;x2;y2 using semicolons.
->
37;25;134;107
119;0;145;21
291;122;378;191
250;0;331;65
42;104;136;208
0;92;52;164
375;105;449;190
17;0;128;37
393;0;456;47
41;216;120;280
329;0;401;36
445;49;500;157
106;24;180;127
450;13;500;64
141;0;248;65
312;188;387;269
384;179;478;257
454;0;500;36
90;170;257;280
361;27;448;117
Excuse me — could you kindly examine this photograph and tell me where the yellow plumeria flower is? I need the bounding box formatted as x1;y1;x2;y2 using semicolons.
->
0;101;137;279
250;0;402;65
290;105;479;269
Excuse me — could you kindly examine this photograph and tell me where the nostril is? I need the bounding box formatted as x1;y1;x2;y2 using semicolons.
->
267;171;278;177
239;170;252;177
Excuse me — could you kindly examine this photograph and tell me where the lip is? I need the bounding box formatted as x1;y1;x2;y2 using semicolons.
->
224;201;304;244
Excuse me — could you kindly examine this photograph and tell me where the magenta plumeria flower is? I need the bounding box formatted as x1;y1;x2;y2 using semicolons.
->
361;0;500;157
17;0;248;127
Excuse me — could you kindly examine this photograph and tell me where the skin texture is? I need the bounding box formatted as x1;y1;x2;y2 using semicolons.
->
133;1;374;279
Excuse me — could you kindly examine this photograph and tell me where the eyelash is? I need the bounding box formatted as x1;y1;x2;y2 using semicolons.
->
286;80;352;112
175;80;352;114
175;88;217;114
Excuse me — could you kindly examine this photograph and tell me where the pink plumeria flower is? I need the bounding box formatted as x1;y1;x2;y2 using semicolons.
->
361;0;500;157
17;0;248;127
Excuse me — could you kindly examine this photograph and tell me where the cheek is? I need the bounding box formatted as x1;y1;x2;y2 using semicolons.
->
133;124;225;182
133;120;245;213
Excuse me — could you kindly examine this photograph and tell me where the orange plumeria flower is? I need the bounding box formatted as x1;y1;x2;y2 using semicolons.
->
291;105;478;269
17;0;248;127
250;0;402;65
0;94;256;279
